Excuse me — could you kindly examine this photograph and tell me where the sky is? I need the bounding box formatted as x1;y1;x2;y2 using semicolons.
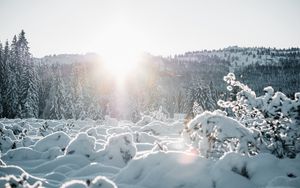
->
0;0;300;57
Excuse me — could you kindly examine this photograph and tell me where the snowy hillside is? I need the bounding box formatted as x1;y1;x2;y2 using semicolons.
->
1;116;300;188
37;46;300;69
175;46;300;68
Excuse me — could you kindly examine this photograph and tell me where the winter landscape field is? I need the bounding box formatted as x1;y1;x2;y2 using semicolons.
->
1;0;300;188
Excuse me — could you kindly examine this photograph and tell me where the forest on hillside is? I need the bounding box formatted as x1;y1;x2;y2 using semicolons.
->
1;31;300;121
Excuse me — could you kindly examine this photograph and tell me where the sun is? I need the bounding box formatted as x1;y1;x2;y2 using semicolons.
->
99;21;143;81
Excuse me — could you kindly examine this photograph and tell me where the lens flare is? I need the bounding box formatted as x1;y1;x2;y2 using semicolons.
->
98;21;143;83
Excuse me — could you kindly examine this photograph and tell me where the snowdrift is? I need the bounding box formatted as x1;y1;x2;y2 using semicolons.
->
0;117;299;188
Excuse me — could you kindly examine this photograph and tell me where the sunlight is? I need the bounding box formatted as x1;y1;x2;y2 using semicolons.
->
99;21;143;82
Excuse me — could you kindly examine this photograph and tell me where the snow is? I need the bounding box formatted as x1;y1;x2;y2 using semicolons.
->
61;176;117;188
33;131;70;152
115;151;214;188
97;133;137;168
187;110;253;140
65;133;97;160
0;117;300;188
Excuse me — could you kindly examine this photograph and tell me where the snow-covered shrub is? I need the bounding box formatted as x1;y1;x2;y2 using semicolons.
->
135;115;153;126
133;131;159;144
218;72;300;158
37;122;53;137
33;131;70;152
97;133;136;168
38;121;75;137
149;106;168;121
65;132;97;160
141;120;183;136
15;133;35;148
0;173;42;188
192;101;204;116
53;122;75;133
0;122;38;152
0;123;16;153
0;136;14;153
10;124;23;136
151;141;168;152
185;110;256;158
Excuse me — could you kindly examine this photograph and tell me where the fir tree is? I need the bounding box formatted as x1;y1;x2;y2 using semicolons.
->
17;30;39;118
43;66;66;119
1;41;10;117
0;42;3;117
19;62;39;118
3;38;20;118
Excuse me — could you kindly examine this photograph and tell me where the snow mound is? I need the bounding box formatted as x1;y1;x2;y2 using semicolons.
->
61;176;117;188
69;163;119;178
65;132;97;160
188;110;253;140
61;179;88;188
0;166;44;187
97;133;136;168
116;151;300;188
2;147;42;161
90;176;117;188
30;155;91;174
187;110;255;157
266;176;300;188
133;132;160;144
115;151;214;188
104;116;118;127
33;131;71;152
0;136;14;153
0;174;43;188
136;115;153;127
141;121;182;136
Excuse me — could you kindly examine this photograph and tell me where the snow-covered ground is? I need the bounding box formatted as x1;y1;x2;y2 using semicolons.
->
0;117;300;188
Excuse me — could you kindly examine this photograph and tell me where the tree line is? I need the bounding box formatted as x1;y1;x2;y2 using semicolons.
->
1;31;299;121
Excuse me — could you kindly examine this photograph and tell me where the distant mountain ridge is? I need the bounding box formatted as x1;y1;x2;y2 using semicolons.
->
33;53;100;65
173;46;300;68
36;46;300;69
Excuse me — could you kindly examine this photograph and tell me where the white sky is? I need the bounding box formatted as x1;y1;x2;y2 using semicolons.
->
0;0;299;57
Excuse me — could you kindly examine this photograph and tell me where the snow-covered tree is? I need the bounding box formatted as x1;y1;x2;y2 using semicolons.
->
43;67;67;119
218;73;300;158
185;110;257;159
5;39;19;118
0;42;3;117
19;62;39;118
17;30;39;118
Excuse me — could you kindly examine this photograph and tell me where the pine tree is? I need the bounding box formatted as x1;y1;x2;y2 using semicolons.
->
0;42;3;117
20;62;39;118
63;77;76;119
43;66;66;119
5;38;19;118
37;63;51;118
1;41;10;117
17;30;39;118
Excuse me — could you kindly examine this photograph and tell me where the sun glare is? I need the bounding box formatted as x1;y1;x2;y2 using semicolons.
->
99;21;143;81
